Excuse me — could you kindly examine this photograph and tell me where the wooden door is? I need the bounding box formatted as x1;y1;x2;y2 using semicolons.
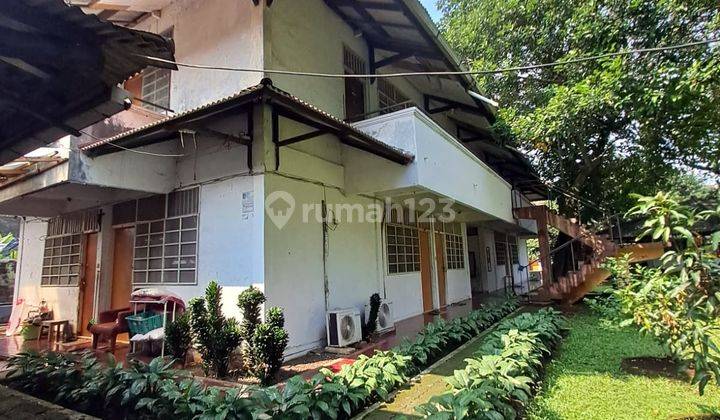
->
434;233;447;307
419;230;433;312
80;233;98;336
111;227;135;310
344;78;365;121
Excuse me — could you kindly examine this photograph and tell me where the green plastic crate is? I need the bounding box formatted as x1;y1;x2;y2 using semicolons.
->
126;311;163;336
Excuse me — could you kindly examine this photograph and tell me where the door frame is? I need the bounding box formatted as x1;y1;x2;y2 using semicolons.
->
78;232;99;336
418;229;434;312
111;226;135;311
434;232;447;308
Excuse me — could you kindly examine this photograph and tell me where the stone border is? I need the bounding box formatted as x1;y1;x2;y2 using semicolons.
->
0;385;98;419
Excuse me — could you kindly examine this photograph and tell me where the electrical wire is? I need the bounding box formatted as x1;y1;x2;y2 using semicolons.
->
136;38;719;79
79;130;187;157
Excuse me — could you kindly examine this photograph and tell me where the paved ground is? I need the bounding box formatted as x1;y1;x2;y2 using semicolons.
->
0;385;97;419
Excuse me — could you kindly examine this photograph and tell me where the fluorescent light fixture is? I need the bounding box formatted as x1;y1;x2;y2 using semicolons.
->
467;90;499;108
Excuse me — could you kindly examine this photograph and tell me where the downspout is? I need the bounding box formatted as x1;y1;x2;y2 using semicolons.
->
321;195;329;312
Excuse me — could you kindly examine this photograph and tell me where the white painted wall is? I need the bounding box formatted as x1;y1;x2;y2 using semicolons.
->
445;224;472;303
74;142;178;194
384;272;423;320
263;173;326;356
14;219;80;326
349;108;513;223
134;0;264;112
262;171;388;356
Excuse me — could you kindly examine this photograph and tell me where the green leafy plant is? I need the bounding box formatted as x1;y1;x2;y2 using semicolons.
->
189;281;242;378
416;308;566;419
236;287;290;384
251;307;289;384
364;293;381;340
237;286;266;343
164;311;192;364
603;192;720;394
3;297;520;420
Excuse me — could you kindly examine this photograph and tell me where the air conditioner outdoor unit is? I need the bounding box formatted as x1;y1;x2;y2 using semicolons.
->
365;299;395;334
326;308;362;347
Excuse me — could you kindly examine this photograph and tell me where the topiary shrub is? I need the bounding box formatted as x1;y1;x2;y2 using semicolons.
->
251;308;289;384
265;306;285;330
364;293;381;340
164;311;192;365
189;281;241;378
237;286;266;343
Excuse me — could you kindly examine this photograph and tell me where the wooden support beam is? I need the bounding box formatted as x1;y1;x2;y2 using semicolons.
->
345;1;391;39
365;35;441;58
368;44;376;84
424;94;484;116
375;52;412;69
279;129;327;146
14;155;60;163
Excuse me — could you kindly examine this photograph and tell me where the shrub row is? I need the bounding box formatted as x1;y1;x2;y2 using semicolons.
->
3;297;518;419
416;308;566;419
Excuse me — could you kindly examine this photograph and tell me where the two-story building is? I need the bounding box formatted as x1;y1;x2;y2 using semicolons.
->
3;0;547;357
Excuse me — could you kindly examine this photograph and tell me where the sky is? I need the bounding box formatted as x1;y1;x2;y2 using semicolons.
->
419;0;442;22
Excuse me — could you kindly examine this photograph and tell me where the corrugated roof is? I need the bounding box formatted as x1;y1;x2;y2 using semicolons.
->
0;0;175;164
80;84;266;151
81;80;415;165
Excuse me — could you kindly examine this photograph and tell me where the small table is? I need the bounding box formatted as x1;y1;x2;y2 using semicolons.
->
39;320;69;347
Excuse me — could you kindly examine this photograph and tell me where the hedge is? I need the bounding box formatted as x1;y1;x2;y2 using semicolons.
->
3;297;519;419
415;308;567;419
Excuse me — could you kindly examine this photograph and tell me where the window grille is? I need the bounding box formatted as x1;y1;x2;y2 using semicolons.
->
343;46;366;75
140;67;171;114
114;187;200;286
510;243;519;264
495;241;507;266
444;224;465;270
386;224;420;274
41;234;82;286
46;210;100;236
133;215;197;285
41;209;100;287
378;79;411;114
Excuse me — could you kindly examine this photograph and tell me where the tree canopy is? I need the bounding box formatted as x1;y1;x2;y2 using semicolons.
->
438;0;719;219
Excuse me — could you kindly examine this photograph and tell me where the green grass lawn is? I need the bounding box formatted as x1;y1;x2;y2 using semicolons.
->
527;309;720;420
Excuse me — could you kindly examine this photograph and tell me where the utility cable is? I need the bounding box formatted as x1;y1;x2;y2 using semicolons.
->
78;130;187;157
136;38;719;80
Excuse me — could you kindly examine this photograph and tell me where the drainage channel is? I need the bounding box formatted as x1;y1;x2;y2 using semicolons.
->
355;308;521;419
